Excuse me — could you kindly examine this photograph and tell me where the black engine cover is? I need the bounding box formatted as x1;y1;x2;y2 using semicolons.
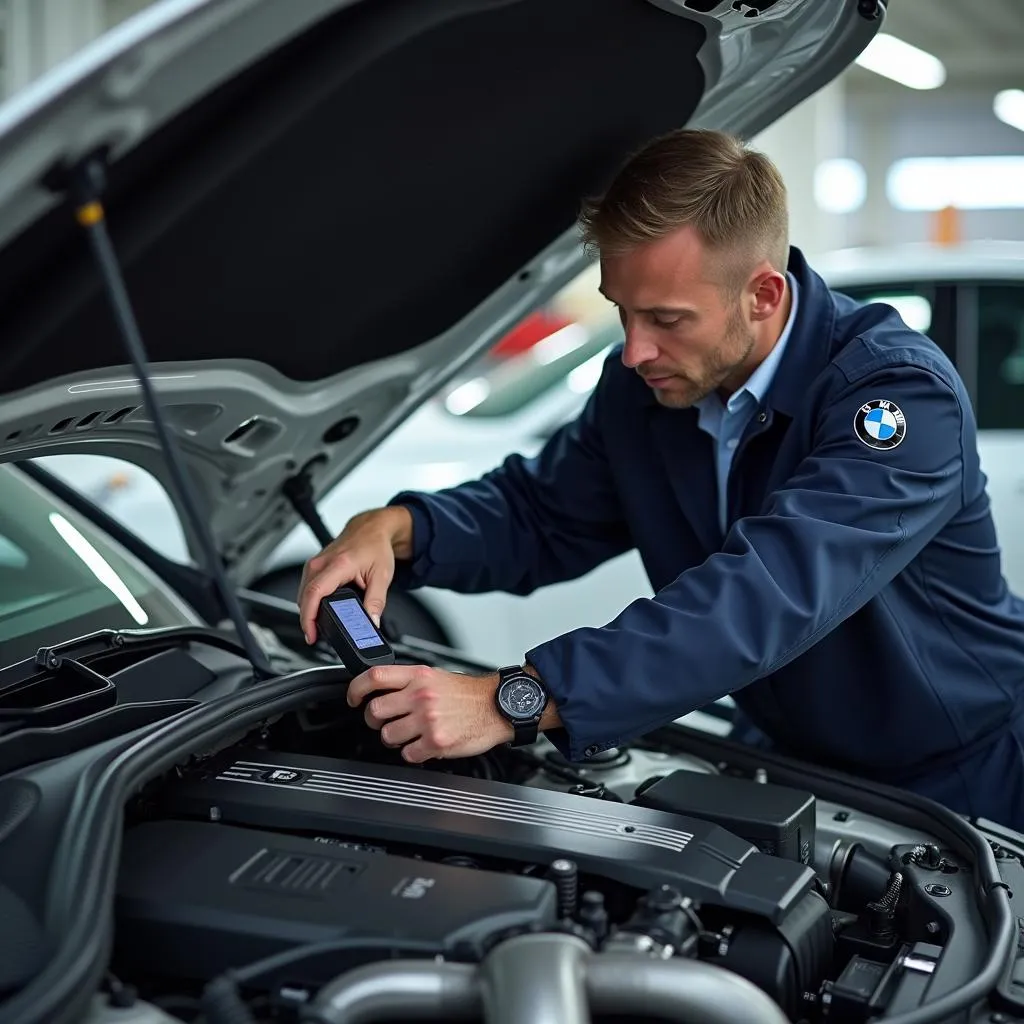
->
161;749;815;924
115;819;557;984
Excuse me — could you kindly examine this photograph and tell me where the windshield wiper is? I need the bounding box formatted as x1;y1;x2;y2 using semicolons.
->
36;625;256;670
0;626;261;694
51;157;273;681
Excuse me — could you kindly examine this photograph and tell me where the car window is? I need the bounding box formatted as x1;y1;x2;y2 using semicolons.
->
859;292;933;333
0;465;193;665
838;286;934;333
976;284;1024;431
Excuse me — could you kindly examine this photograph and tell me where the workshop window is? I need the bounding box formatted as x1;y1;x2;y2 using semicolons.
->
975;285;1024;431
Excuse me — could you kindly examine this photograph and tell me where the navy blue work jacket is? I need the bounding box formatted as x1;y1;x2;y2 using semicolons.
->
391;247;1024;825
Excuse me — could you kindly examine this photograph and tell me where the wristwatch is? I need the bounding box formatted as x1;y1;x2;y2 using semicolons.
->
495;665;548;747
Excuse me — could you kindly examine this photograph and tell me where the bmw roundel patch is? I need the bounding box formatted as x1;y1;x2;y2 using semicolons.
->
854;399;906;450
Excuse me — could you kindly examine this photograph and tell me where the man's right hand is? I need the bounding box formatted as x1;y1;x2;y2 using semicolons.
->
297;505;414;645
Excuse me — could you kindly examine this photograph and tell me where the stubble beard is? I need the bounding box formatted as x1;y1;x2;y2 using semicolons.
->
649;308;757;409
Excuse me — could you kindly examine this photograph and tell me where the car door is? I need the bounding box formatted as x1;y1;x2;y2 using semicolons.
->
966;280;1024;595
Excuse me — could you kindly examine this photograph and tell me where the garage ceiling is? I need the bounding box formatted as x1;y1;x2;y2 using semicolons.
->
846;0;1024;92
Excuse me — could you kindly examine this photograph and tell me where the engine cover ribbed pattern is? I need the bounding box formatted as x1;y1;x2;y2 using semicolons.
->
219;759;695;852
162;748;815;923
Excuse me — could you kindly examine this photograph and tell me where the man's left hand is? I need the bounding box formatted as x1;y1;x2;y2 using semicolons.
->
347;664;513;763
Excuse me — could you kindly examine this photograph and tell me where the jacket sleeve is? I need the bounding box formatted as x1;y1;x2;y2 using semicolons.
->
388;355;633;595
526;362;969;761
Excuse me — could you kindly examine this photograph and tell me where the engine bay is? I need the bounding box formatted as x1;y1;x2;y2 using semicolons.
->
100;691;1015;1024
2;606;1018;1024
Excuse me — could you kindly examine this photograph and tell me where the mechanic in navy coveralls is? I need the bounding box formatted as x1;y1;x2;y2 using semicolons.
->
298;129;1024;829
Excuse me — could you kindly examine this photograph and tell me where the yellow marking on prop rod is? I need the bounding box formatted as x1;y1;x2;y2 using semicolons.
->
75;201;105;226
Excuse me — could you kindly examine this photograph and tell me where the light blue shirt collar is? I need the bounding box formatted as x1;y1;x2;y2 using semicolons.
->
693;274;799;535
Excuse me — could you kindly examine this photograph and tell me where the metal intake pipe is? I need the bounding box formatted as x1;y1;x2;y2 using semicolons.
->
479;933;591;1024
586;953;790;1024
305;933;790;1024
306;960;480;1024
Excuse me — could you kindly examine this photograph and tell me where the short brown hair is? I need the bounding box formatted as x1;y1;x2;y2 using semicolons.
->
578;129;789;282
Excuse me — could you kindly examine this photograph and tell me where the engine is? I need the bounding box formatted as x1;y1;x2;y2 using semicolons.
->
109;721;970;1024
120;747;828;1009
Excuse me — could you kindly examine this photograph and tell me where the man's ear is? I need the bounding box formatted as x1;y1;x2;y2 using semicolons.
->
748;269;787;323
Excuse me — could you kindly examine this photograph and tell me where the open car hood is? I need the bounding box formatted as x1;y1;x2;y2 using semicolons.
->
0;0;878;581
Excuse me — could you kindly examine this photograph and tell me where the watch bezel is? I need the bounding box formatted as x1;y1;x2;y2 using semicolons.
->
496;671;546;721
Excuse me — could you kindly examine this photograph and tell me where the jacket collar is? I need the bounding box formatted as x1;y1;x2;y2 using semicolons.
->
761;245;838;418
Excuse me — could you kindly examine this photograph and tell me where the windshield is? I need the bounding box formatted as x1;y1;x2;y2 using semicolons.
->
0;465;195;664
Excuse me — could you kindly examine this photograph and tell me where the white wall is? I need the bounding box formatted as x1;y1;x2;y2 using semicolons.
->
1;0;103;96
0;0;148;99
752;82;851;259
845;88;1024;247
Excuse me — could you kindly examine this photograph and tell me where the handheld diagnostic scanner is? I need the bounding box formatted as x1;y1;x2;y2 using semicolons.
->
316;587;396;674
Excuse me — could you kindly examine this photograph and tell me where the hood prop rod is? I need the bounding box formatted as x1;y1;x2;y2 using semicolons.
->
282;464;335;548
62;157;274;681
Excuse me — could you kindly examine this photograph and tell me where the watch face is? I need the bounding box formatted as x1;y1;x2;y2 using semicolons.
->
499;677;544;720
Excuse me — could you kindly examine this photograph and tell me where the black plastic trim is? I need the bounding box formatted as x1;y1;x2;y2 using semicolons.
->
0;658;115;729
0;701;199;778
0;666;349;1024
647;724;1016;1024
0;625;253;692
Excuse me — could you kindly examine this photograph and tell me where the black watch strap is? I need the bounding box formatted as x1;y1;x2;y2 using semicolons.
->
510;719;540;747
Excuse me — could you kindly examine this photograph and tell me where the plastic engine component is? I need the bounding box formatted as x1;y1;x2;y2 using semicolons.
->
159;749;817;924
633;771;816;865
114;820;557;985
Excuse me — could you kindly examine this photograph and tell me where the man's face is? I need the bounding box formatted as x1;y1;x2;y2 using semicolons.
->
599;225;763;408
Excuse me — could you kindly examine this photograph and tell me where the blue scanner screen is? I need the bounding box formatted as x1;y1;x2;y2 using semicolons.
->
330;598;382;650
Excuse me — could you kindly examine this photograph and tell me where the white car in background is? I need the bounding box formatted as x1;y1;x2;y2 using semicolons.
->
39;240;1024;666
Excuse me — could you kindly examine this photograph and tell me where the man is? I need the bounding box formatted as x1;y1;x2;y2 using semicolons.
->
298;129;1024;828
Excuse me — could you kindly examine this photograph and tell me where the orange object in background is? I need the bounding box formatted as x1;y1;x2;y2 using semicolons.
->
930;205;961;246
490;310;573;358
